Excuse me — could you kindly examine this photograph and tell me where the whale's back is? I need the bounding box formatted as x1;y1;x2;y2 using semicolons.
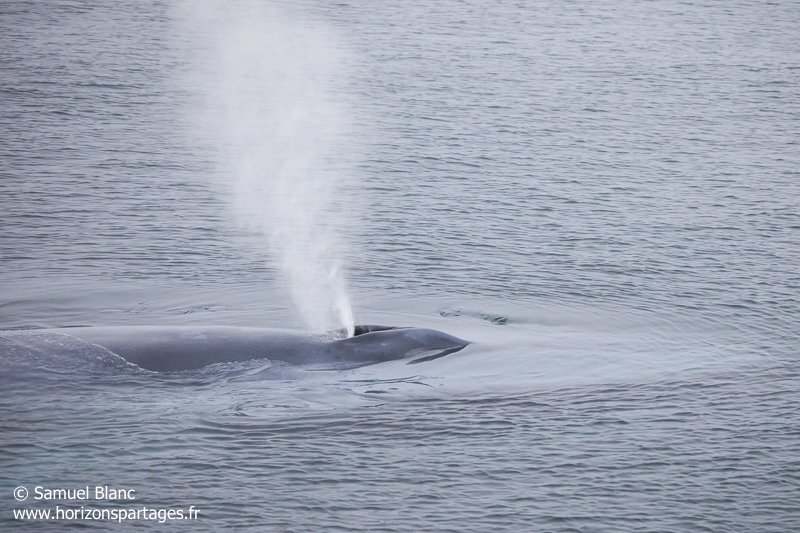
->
1;325;469;372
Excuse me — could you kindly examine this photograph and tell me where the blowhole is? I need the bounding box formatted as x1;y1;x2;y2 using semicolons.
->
352;325;396;336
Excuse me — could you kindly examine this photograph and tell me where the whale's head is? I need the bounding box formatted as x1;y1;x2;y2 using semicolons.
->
329;325;469;365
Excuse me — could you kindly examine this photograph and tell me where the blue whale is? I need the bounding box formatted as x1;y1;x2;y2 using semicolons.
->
0;325;469;372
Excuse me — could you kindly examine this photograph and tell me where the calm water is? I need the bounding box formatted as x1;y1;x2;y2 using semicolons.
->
2;0;799;530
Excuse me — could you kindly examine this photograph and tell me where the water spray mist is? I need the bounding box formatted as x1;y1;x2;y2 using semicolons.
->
174;0;357;336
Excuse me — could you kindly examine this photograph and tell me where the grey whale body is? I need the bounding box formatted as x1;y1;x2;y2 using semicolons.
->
1;325;469;372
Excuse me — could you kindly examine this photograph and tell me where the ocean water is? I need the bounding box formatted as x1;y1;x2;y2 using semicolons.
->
2;0;799;531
